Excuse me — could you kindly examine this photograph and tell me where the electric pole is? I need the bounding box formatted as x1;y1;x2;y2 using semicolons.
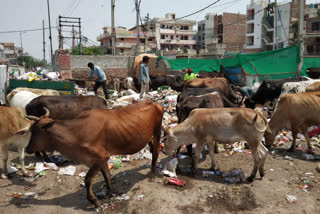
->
237;12;240;51
144;13;150;53
79;18;82;55
111;0;116;55
273;0;278;50
135;0;141;55
47;0;54;69
72;25;75;50
58;16;63;49
43;20;46;62
297;0;305;75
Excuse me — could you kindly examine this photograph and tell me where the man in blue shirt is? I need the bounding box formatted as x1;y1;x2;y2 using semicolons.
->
138;56;151;99
87;62;109;99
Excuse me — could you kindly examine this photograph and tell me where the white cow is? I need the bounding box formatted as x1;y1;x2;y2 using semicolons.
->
9;91;39;114
6;87;59;104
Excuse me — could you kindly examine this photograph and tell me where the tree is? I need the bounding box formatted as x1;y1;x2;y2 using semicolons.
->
71;46;104;55
17;56;46;68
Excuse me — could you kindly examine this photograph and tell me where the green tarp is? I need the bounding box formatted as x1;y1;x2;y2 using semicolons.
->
160;45;320;80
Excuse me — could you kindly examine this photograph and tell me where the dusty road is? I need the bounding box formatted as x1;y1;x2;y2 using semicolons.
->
0;142;319;214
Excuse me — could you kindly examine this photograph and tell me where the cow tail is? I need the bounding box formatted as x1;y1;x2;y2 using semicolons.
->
253;114;268;133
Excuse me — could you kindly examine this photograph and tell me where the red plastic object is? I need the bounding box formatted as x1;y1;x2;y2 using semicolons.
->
308;127;320;137
166;178;185;186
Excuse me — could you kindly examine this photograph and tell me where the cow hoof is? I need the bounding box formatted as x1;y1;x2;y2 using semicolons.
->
1;173;8;179
259;170;265;178
247;176;254;183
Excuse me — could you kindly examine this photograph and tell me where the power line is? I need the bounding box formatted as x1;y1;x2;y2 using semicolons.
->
175;0;222;20
0;27;56;34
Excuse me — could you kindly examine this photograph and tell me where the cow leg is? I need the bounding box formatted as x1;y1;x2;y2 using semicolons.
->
193;142;204;176
214;142;219;153
1;144;9;179
302;128;314;154
100;163;112;192
18;146;30;177
288;129;297;152
207;142;217;171
247;141;261;182
258;142;269;178
85;164;101;207
150;131;161;181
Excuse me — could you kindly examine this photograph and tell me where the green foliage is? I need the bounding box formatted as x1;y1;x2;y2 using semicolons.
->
17;56;46;68
71;46;104;55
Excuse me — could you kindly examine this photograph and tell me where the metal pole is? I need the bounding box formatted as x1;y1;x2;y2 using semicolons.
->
297;0;305;76
111;0;116;55
43;20;46;62
72;25;75;50
58;16;63;49
47;0;54;69
79;18;82;55
136;0;141;55
274;0;278;50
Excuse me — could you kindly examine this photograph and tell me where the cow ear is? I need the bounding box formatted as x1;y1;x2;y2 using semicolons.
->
39;118;56;129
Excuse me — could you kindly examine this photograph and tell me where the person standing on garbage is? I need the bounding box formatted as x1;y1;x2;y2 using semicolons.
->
139;56;151;99
86;62;109;99
184;68;197;81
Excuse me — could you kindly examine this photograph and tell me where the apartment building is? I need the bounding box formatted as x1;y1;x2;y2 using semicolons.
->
0;43;23;59
196;13;216;52
153;13;197;52
97;27;156;55
305;3;320;55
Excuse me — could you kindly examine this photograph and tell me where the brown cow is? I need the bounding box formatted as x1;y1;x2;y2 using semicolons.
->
164;108;268;182
0;106;35;178
26;101;164;207
184;78;241;104
265;92;320;153
306;81;320;92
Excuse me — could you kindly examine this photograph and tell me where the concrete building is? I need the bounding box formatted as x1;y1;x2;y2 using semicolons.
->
245;0;268;50
97;27;156;55
305;3;320;55
0;43;23;59
0;44;4;59
196;13;216;52
152;13;197;53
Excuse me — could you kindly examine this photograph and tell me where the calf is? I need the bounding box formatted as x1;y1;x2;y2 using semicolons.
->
244;77;309;109
26;101;164;207
0;106;34;178
164;108;268;182
265;92;320;153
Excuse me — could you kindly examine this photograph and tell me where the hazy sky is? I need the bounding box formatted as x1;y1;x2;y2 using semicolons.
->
0;0;316;61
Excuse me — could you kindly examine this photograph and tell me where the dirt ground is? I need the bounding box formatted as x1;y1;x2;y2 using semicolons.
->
0;143;319;214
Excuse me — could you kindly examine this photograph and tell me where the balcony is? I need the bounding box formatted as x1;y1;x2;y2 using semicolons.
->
160;39;196;45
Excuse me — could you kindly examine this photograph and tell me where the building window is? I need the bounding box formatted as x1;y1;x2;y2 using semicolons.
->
172;14;175;19
278;42;284;48
170;35;174;40
140;39;145;43
218;24;223;34
120;38;124;41
148;38;153;41
161;35;165;39
161;25;165;29
312;22;320;31
180;36;188;40
120;48;124;53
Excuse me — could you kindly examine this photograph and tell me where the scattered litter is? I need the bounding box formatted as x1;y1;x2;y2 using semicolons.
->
96;186;108;198
286;195;297;204
45;162;59;171
7;165;18;174
299;184;309;189
78;172;86;177
58;166;76;176
305;172;313;176
202;171;215;177
49;155;65;166
301;153;314;160
162;169;176;178
34;162;49;174
115;194;130;201
165;178;185;187
133;146;152;160
80;182;85;187
7;192;38;199
244;150;251;155
283;156;294;161
138;195;145;200
223;168;247;183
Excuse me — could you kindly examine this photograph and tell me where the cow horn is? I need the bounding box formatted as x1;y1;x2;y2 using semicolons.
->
26;115;40;121
253;114;268;133
43;107;50;117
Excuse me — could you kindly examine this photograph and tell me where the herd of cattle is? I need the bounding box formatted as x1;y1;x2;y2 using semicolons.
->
1;74;320;207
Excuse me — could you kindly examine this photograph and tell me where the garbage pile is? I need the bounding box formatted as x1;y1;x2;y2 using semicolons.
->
10;68;62;81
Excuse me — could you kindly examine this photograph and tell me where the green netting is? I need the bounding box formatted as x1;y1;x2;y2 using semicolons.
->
303;58;320;69
160;45;315;80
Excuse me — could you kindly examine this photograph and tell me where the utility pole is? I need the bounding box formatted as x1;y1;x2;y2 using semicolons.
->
273;0;278;50
237;12;240;51
144;13;150;53
297;0;305;75
111;0;116;55
19;32;24;66
58;16;81;54
135;0;141;55
43;20;46;62
58;16;63;49
47;0;54;69
72;25;75;50
79;18;82;55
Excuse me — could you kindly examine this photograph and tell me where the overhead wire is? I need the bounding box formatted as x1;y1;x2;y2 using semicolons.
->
175;0;222;20
0;27;56;34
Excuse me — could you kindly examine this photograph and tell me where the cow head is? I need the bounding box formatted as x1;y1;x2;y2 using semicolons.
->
26;108;55;154
264;127;276;149
163;129;178;155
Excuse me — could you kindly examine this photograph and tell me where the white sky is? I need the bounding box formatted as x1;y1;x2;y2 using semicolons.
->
0;0;316;60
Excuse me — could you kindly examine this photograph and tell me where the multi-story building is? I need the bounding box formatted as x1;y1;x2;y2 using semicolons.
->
97;26;156;55
0;44;4;59
0;43;23;59
152;13;197;52
196;13;216;52
305;3;320;55
245;0;268;51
